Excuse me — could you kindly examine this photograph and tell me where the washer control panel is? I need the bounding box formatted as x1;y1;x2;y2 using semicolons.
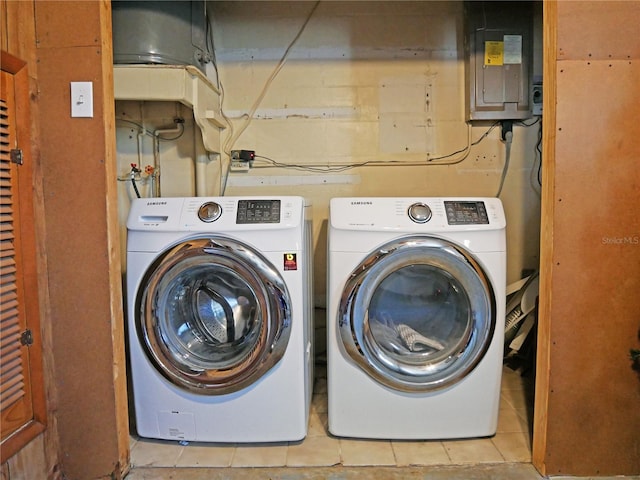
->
127;196;305;232
444;201;489;225
236;199;281;224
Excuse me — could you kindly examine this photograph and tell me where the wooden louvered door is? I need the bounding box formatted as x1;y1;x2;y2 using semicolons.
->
1;52;46;463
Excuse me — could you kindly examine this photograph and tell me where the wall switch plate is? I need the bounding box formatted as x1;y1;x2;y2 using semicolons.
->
71;82;94;118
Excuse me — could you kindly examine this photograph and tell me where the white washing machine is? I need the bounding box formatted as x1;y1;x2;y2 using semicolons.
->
327;197;506;439
126;196;313;443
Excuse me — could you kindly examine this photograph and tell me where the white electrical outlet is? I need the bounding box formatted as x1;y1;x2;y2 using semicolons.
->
230;160;250;172
71;81;94;118
532;84;543;116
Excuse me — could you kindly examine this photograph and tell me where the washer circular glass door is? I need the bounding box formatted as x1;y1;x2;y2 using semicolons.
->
338;236;495;392
136;236;291;395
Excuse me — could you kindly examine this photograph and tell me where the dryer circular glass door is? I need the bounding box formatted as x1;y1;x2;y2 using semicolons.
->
136;236;291;395
338;236;495;393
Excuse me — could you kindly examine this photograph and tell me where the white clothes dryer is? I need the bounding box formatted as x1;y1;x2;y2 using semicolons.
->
327;197;506;439
126;196;313;443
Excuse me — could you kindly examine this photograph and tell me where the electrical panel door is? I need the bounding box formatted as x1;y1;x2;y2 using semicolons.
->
465;1;534;121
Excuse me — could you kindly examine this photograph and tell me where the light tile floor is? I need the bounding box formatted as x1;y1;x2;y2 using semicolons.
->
128;364;535;474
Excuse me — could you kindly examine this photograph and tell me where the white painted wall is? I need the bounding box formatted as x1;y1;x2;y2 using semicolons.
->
115;1;542;303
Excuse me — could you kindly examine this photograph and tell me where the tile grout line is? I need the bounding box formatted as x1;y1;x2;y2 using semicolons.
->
443;440;454;464
490;437;508;463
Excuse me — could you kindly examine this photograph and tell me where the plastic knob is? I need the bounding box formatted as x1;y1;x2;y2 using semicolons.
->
198;202;222;223
408;203;432;223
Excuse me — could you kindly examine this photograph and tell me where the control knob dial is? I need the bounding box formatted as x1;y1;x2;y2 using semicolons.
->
408;202;432;223
198;202;222;223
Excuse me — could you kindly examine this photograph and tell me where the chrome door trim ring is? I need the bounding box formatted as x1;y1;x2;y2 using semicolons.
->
338;235;496;393
136;235;291;395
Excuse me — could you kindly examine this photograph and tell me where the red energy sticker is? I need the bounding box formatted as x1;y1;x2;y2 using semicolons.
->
284;253;297;271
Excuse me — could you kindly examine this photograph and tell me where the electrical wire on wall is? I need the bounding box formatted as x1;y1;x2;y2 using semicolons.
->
494;116;543;197
252;116;541;201
496;120;513;197
204;1;221;92
529;117;543;195
204;1;542;195
251;122;502;173
514;116;543;196
493;116;542;198
204;1;499;188
205;1;233;195
221;0;321;159
206;0;321;194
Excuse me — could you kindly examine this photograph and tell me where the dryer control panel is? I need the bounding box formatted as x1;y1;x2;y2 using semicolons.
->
329;197;505;233
444;201;489;225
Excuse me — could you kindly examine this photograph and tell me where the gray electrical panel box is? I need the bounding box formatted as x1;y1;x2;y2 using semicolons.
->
465;1;533;121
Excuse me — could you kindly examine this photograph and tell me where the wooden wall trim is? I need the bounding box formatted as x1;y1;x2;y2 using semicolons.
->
98;0;131;475
534;1;640;476
33;1;128;478
532;0;556;475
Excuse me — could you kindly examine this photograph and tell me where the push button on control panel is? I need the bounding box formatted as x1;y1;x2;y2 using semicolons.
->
408;202;432;223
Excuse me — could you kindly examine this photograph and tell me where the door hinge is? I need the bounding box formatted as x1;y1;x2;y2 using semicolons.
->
20;329;34;347
10;148;24;165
